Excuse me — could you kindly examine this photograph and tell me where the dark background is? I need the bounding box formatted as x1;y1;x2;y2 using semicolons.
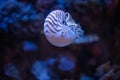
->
0;0;120;80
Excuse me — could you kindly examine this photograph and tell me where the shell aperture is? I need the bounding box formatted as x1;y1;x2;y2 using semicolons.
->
44;10;84;47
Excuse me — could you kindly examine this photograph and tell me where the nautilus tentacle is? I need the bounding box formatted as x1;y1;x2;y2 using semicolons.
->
43;10;84;47
65;12;84;38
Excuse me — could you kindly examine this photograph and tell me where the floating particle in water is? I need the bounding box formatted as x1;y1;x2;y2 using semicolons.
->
58;55;76;71
22;40;38;51
46;58;56;66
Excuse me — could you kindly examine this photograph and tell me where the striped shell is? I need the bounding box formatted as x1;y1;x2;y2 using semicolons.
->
44;10;84;47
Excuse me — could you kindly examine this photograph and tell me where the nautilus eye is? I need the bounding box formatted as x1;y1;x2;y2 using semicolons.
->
43;10;84;47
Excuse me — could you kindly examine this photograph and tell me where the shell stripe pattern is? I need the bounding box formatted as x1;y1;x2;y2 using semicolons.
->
44;10;65;35
43;10;83;47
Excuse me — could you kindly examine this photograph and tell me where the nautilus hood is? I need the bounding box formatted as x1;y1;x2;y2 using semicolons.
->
43;10;84;47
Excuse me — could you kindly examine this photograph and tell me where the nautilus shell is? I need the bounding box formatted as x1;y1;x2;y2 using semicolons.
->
44;10;84;47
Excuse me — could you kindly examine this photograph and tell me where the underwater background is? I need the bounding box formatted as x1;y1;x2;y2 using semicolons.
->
0;0;120;80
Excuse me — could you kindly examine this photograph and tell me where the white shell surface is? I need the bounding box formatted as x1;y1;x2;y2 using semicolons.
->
44;10;83;47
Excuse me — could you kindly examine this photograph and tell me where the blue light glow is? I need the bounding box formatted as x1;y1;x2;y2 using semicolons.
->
22;41;38;51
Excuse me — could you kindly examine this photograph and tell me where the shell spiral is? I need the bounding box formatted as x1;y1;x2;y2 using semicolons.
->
44;10;84;47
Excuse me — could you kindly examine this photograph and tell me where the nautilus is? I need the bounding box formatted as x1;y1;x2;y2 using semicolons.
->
43;10;84;47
